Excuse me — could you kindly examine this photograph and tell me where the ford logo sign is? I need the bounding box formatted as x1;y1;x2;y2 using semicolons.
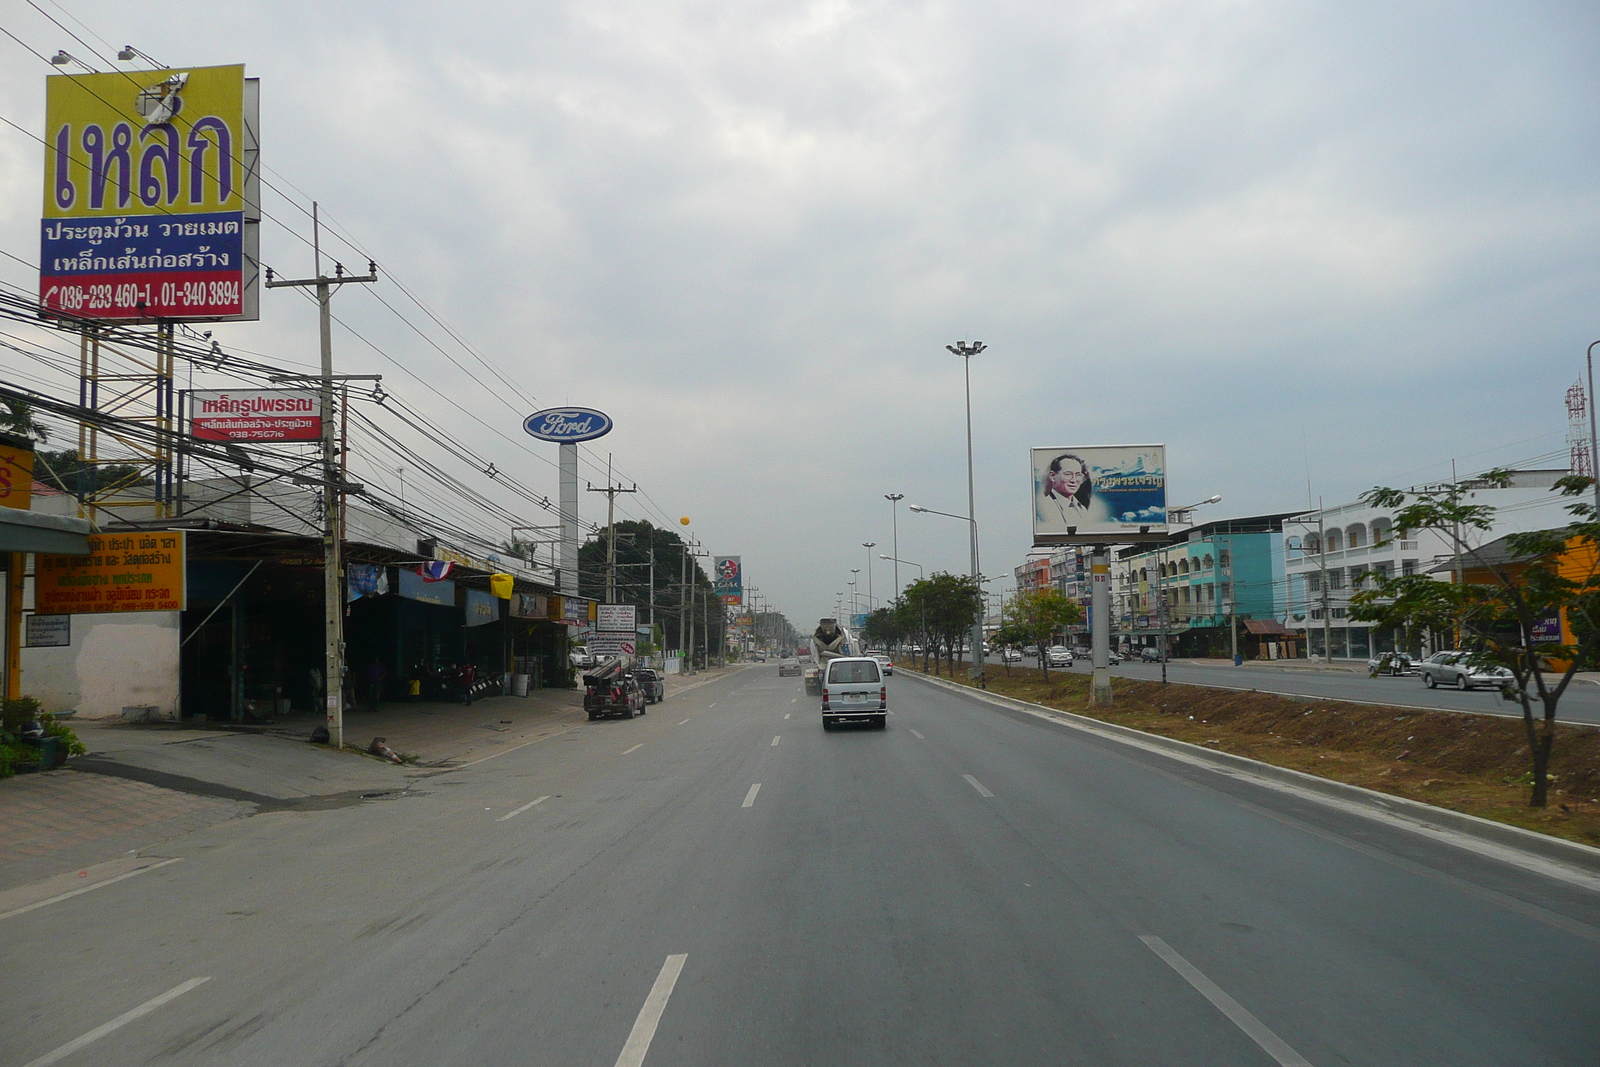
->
522;406;613;443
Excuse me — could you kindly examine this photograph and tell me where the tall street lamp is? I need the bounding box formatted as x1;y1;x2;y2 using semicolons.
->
883;494;904;601
945;340;987;678
879;553;923;581
862;543;876;609
909;502;985;672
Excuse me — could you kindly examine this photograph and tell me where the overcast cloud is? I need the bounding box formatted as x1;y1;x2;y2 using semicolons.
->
3;0;1598;624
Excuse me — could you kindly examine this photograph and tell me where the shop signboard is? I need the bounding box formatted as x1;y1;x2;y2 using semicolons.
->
465;589;500;627
25;614;70;647
510;592;547;619
189;389;319;442
398;567;454;606
563;596;592;626
40;64;260;322
597;603;636;632
521;407;613;443
36;531;186;614
714;555;742;605
0;435;34;510
1532;615;1563;642
589;633;636;657
1031;445;1167;544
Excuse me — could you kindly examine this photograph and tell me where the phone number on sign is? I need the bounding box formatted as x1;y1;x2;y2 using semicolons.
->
41;277;242;317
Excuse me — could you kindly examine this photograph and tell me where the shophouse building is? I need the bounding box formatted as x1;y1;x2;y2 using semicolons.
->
1283;470;1572;660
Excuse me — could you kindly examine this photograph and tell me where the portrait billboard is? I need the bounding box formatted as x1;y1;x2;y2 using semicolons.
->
190;389;319;441
714;555;742;605
1031;445;1167;544
40;64;260;322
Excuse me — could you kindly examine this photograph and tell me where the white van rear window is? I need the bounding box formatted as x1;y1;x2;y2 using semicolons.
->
827;661;881;684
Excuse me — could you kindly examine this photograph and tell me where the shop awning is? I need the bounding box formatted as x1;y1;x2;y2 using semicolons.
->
0;509;91;554
1243;619;1291;636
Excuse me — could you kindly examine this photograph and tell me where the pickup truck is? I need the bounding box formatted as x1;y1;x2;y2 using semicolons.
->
582;659;647;719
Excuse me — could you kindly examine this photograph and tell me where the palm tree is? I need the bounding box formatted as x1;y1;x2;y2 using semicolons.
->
0;399;51;444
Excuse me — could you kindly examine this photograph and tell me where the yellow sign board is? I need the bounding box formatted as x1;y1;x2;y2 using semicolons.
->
37;531;186;614
0;441;34;511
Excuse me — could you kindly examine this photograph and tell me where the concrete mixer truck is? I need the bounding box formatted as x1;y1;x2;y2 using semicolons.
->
803;618;861;696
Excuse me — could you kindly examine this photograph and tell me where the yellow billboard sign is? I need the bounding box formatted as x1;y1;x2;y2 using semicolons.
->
36;531;186;614
0;440;34;511
40;64;258;321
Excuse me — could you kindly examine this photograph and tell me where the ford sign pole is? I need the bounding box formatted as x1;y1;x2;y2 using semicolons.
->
523;407;614;599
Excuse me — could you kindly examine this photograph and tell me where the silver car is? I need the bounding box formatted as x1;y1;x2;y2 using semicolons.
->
1418;651;1513;691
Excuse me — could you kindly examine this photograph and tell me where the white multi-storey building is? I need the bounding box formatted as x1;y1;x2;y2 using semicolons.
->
1284;470;1572;659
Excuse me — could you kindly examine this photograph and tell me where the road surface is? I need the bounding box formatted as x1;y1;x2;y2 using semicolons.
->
5;667;1596;1066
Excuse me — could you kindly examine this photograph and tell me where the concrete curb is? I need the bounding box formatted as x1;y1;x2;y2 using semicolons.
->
902;670;1600;884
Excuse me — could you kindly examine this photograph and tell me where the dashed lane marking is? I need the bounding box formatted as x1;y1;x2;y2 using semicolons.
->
0;858;181;922
496;796;550;822
21;977;212;1067
771;736;781;746
1139;936;1313;1067
909;729;926;740
783;713;790;719
612;954;688;1067
963;774;995;798
677;719;690;725
742;783;761;808
623;743;644;754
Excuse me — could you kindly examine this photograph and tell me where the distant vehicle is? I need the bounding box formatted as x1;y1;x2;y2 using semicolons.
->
582;660;646;719
634;667;665;704
778;658;802;677
1045;645;1073;667
910;644;925;655
873;654;894;676
1002;648;1023;663
1023;645;1040;656
1367;652;1416;676
750;651;767;662
1139;647;1166;663
806;618;862;696
1419;651;1513;691
1107;649;1122;666
821;656;887;730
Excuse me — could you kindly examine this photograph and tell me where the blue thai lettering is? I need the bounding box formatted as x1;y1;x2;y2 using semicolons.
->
53;125;75;210
84;123;134;210
138;124;181;207
186;117;233;205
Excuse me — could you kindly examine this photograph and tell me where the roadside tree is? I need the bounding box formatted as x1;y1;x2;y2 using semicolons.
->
1002;588;1084;680
1350;470;1600;807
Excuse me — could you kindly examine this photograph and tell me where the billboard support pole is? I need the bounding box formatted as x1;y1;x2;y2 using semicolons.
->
559;444;578;596
264;206;376;751
1090;547;1112;704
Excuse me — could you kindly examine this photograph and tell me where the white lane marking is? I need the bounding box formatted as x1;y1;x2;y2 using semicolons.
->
771;735;781;746
496;796;550;822
963;774;994;798
708;703;717;708
623;743;644;754
1139;936;1313;1067
0;858;181;922
613;953;688;1067
790;698;796;703
677;718;690;725
783;713;791;720
742;783;761;808
22;977;211;1067
447;721;587;770
909;729;926;740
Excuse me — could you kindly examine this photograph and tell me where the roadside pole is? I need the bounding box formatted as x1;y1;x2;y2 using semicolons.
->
264;205;375;750
1090;547;1111;703
559;445;578;596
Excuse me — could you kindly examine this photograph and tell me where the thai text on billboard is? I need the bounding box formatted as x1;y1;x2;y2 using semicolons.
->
189;389;319;441
36;531;186;614
597;604;637;632
40;64;260;322
1031;445;1167;544
714;555;742;605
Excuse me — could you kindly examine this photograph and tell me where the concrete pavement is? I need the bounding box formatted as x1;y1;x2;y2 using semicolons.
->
3;663;1595;1065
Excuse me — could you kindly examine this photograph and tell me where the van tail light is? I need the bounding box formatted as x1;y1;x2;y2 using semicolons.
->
822;688;830;707
880;686;887;707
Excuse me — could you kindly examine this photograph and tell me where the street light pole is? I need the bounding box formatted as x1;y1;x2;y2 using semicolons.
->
883;494;904;601
908;502;987;674
946;341;987;677
1587;340;1600;516
862;543;876;609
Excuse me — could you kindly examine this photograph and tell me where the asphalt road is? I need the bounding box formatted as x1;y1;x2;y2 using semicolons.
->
981;653;1600;727
5;668;1598;1066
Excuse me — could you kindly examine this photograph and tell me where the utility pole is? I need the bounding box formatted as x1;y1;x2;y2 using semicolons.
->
586;455;637;603
265;203;376;750
1319;500;1331;662
946;340;987;677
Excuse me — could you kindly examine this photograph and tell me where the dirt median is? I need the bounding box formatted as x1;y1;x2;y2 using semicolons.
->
908;664;1600;848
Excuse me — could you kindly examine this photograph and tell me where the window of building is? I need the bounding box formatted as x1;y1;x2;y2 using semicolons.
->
1350;564;1369;588
1307;572;1321;593
1325;529;1342;552
1346;524;1365;548
1303;533;1320;554
1329;569;1345;590
1373;561;1391;581
1218;550;1231;568
1203;554;1214;569
1311;607;1324;620
1370;518;1392;546
1331;606;1347;619
1401;559;1416;577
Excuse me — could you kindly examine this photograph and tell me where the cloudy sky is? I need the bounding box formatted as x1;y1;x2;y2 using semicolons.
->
2;0;1598;626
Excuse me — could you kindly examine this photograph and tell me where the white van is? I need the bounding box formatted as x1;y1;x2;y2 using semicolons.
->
821;656;887;730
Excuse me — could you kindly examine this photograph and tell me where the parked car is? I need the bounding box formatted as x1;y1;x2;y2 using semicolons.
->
1045;645;1073;667
1023;645;1040;656
778;658;802;677
634;667;665;704
910;644;925;655
873;654;894;677
750;651;767;662
1002;648;1023;663
1418;651;1513;691
821;656;887;730
1139;647;1166;662
1367;652;1416;676
1107;649;1122;666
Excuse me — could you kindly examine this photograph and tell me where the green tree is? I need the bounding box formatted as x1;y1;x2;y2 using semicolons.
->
1350;470;1600;807
861;606;903;650
576;521;713;659
1003;588;1085;679
900;573;983;677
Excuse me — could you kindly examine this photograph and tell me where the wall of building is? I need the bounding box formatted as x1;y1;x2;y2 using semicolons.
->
21;610;181;719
